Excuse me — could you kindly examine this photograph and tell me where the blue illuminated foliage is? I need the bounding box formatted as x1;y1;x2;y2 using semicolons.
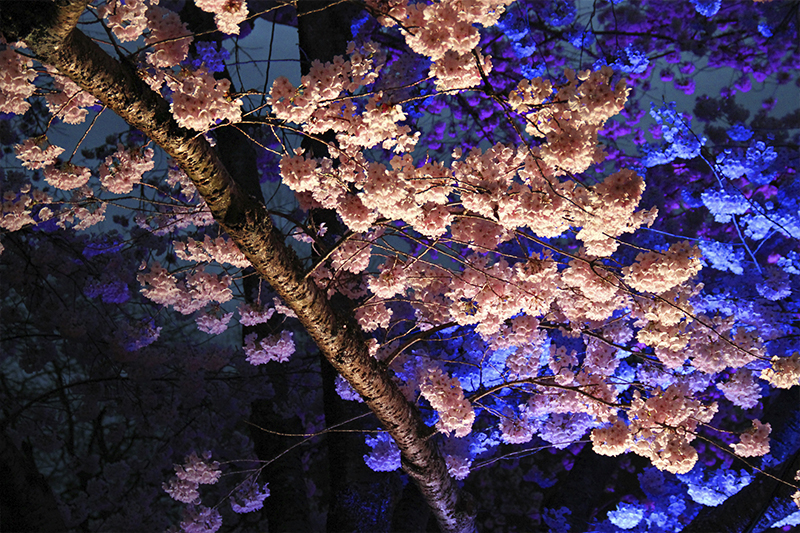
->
612;45;650;74
716;141;778;184
607;502;645;529
191;41;230;73
699;240;745;275
540;0;577;26
641;102;706;167
84;277;130;304
690;0;721;17
82;234;124;257
677;465;753;507
726;123;753;142
700;187;750;223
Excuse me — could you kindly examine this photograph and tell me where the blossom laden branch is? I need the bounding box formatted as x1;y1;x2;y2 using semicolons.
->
0;2;475;531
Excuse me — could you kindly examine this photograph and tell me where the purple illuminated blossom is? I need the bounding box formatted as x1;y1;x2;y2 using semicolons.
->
363;432;401;472
726;123;753;142
230;478;270;513
191;42;229;73
690;0;721;17
608;502;645;529
179;505;222;533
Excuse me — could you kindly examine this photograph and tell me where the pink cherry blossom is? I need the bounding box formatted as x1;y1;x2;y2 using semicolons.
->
0;42;37;115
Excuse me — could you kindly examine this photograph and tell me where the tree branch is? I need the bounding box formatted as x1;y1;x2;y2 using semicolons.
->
0;2;475;531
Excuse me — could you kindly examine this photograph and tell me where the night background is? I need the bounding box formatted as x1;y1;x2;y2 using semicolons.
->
1;0;799;532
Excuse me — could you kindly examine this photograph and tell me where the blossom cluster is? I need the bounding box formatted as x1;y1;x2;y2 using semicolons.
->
195;0;249;35
45;66;98;124
137;263;233;314
623;241;702;294
237;301;275;326
1;185;52;232
0;41;37;115
761;353;800;389
363;432;401;472
243;330;295;365
99;145;155;194
369;0;513;90
625;384;719;474
229;478;270;513
178;506;222;533
15;138;63;169
268;42;422;153
55;186;107;230
417;361;475;437
717;369;762;409
519;67;630;175
174;234;250;268
98;0;148;42
195;310;233;334
730;419;771;457
144;4;192;68
163;451;221;504
166;68;242;132
335;374;364;403
15;137;93;192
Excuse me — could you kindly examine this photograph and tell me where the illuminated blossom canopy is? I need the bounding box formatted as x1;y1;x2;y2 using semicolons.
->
0;0;798;532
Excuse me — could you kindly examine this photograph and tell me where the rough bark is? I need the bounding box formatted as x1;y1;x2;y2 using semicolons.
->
0;2;475;531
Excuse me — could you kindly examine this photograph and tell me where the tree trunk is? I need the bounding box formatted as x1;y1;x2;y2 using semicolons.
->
684;388;800;533
294;2;409;530
0;2;475;531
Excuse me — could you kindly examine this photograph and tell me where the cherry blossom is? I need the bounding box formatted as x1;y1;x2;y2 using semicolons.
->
99;0;148;42
229;478;270;514
99;145;155;194
195;0;249;35
167;68;242;132
761;353;800;389
4;0;800;530
0;41;37;115
417;361;475;438
731;419;771;457
14;138;64;170
243;330;295;365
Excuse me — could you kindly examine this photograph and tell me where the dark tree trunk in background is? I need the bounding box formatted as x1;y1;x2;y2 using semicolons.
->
175;7;315;530
295;2;408;530
0;433;67;532
542;444;621;531
0;1;475;531
685;388;800;533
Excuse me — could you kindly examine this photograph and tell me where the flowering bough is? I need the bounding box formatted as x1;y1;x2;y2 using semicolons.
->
2;0;800;531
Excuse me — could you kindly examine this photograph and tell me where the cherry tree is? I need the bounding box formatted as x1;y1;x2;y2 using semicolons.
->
1;0;799;531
